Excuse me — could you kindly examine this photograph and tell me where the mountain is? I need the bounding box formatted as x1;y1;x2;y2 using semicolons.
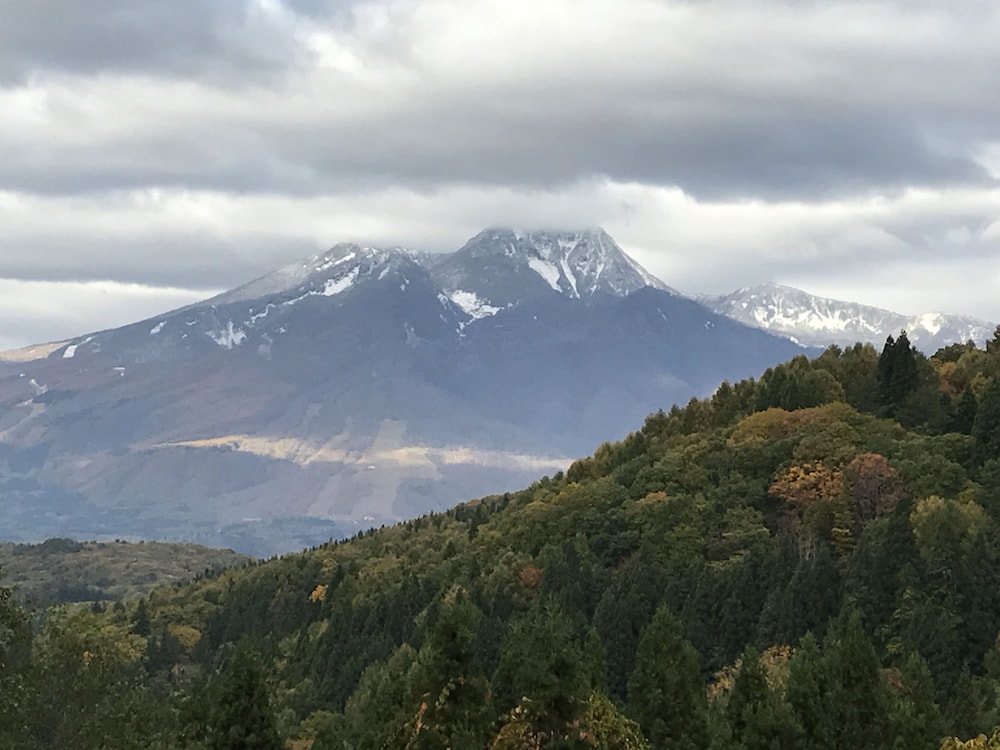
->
428;227;675;308
704;283;996;352
0;228;805;555
7;339;999;747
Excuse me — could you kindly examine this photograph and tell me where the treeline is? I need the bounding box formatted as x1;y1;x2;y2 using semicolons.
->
4;330;1000;747
0;539;252;608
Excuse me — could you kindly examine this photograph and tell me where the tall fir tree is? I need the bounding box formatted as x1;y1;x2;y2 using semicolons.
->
878;331;920;417
200;641;282;750
723;647;801;750
627;605;708;750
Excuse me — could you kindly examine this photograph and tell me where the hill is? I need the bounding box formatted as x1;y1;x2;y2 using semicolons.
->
3;331;1000;747
0;538;252;607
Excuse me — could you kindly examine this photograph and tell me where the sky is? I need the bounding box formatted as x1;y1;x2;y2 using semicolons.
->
1;0;998;350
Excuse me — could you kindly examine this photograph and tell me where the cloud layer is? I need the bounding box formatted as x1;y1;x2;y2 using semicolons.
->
1;0;998;347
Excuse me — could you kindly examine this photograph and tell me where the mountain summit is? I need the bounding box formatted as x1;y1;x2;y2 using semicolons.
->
208;242;424;307
2;230;994;554
428;228;673;310
0;229;806;554
704;283;996;352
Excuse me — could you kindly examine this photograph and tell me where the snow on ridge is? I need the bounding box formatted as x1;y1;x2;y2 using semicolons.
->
322;267;360;296
149;321;166;335
249;303;276;324
313;251;357;273
707;283;996;350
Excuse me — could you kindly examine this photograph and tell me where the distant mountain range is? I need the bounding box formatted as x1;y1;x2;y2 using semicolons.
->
702;283;995;352
0;228;990;554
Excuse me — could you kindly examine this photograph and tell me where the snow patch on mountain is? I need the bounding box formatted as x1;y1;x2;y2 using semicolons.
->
206;243;413;308
315;251;356;273
448;290;501;320
528;257;561;291
322;267;360;296
559;257;579;297
705;283;995;352
912;312;943;336
208;321;247;349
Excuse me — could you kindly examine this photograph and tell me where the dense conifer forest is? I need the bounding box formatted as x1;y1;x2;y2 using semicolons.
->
6;330;1000;748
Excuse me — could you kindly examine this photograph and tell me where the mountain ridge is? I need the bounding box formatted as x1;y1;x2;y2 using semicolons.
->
5;227;993;554
0;227;808;554
4;232;992;362
702;282;996;352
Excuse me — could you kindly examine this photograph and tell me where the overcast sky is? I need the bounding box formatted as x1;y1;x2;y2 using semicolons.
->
1;0;998;350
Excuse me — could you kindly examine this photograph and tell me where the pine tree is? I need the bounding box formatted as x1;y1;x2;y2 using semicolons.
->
878;331;920;417
786;632;835;750
627;605;707;750
202;642;282;750
393;588;493;749
0;576;31;744
886;651;946;750
131;598;151;637
973;378;1000;465
820;611;890;750
950;388;978;435
725;647;801;750
492;602;590;746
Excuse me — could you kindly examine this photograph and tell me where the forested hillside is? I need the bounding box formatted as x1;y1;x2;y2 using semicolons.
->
5;330;1000;748
0;539;252;607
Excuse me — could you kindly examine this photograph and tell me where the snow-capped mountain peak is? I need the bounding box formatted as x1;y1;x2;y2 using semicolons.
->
428;227;673;309
207;243;417;307
704;283;996;352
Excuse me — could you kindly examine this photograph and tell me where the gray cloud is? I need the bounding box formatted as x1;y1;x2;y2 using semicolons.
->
0;0;998;347
0;279;211;349
0;0;997;201
0;0;307;84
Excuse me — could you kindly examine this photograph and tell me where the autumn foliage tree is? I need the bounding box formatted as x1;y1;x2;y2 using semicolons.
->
843;453;902;528
769;462;844;557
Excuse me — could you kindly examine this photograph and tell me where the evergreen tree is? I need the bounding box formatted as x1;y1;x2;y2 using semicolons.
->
786;633;835;750
819;611;890;750
756;356;845;412
756;547;840;647
0;576;31;744
492;601;590;744
627;605;708;750
879;332;920;417
724;647;801;750
582;627;609;695
131;598;151;637
392;587;493;749
886;651;946;750
973;378;1000;465
200;642;281;750
593;566;659;699
950;388;978;435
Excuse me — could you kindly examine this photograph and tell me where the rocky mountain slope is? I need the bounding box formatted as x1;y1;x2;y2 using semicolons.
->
704;283;995;351
0;229;806;554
